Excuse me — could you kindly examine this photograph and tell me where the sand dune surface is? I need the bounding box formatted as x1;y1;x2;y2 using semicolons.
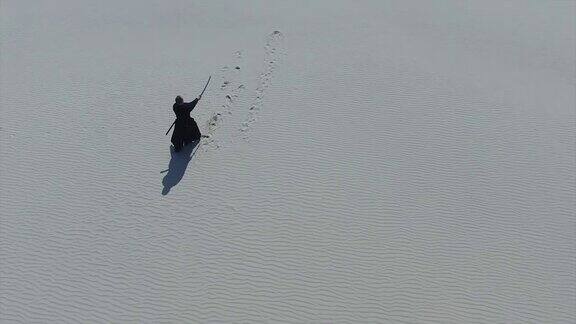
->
1;1;574;322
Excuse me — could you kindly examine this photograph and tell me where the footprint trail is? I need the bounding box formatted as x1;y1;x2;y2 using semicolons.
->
241;31;285;135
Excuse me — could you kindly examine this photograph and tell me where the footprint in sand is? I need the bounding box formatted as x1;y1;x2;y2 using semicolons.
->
240;30;285;135
202;51;247;149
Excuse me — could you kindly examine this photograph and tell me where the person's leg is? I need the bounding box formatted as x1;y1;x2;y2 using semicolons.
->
174;140;183;152
190;119;201;141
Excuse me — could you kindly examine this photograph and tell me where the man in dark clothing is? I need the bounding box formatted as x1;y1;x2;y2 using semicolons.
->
171;95;202;152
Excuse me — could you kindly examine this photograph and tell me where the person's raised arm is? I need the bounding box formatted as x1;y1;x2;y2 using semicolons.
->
184;98;199;111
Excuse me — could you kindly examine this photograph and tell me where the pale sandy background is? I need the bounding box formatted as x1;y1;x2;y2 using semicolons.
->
1;1;574;322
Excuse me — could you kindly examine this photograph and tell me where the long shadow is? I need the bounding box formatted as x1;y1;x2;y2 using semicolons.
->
161;141;199;195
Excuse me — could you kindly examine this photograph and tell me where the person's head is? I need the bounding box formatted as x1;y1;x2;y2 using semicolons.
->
175;95;183;104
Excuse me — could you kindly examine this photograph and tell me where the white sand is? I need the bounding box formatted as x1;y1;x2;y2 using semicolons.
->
1;1;574;322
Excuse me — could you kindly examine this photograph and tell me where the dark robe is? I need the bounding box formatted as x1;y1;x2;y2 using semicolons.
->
171;98;201;151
